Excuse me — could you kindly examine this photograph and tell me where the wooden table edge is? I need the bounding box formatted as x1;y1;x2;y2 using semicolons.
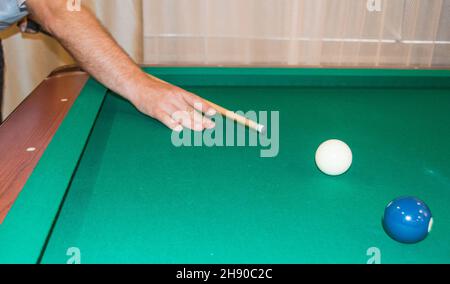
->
0;67;89;224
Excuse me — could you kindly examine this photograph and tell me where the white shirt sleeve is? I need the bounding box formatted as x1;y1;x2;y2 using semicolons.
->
0;0;28;31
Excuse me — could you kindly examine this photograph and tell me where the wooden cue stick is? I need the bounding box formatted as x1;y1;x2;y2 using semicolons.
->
202;100;265;134
147;74;266;133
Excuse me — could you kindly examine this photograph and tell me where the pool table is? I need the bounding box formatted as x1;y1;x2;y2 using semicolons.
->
1;66;450;264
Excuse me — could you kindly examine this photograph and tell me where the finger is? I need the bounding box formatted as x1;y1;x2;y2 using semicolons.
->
167;97;192;114
166;99;215;130
188;110;215;130
171;107;200;131
202;115;216;129
186;108;205;132
185;107;216;130
158;103;193;132
183;92;217;116
155;110;183;132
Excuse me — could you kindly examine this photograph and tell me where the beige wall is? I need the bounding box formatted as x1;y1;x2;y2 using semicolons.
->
1;29;73;120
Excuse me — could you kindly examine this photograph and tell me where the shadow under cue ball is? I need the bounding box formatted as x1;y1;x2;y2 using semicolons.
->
315;139;353;176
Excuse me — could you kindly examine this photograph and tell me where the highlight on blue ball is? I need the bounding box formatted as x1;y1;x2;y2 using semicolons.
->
382;196;433;244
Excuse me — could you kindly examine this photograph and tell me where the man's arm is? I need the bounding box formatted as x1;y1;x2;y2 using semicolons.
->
25;0;215;131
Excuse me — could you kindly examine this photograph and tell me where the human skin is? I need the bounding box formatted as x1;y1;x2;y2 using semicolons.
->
26;0;216;132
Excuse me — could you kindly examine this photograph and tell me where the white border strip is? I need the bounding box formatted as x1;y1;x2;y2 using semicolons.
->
144;33;450;45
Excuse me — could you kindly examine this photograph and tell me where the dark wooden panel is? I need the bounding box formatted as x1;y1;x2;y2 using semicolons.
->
0;71;88;224
1;40;4;121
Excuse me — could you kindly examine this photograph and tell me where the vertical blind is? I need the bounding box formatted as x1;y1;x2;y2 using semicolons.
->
143;0;450;67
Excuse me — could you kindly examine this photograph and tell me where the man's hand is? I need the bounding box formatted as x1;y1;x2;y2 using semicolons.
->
25;0;215;131
132;80;216;132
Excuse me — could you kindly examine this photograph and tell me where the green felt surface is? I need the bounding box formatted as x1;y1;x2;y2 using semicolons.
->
1;68;450;264
39;68;450;264
0;78;108;264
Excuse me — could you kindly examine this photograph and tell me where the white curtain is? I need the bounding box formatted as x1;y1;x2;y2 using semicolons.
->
2;0;450;120
143;0;450;67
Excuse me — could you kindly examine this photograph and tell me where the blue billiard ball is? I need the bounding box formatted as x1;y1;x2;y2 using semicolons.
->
383;197;433;244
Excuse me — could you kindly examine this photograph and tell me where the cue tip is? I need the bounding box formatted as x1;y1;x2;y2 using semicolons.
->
257;124;266;135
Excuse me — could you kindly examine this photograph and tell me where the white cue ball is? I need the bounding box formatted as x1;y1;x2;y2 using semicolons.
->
315;139;353;176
